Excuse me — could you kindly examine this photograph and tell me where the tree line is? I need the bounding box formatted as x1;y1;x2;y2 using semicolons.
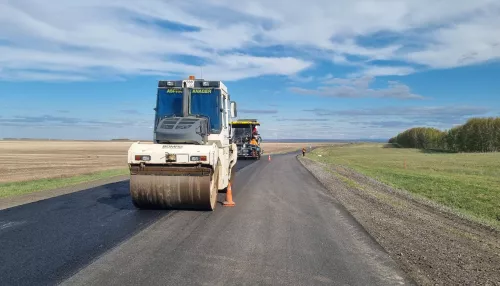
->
388;117;500;152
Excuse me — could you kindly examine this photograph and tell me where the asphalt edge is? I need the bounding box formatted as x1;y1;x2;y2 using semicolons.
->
1;158;259;211
0;175;130;211
295;153;418;285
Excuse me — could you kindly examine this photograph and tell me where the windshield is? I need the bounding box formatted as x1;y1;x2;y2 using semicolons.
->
156;87;222;134
233;126;251;138
156;88;183;118
191;88;222;133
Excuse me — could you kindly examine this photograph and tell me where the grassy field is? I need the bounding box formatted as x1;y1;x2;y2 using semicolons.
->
0;169;128;198
0;140;329;198
310;143;500;227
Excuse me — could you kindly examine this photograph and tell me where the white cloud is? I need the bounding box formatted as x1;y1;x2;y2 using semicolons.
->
0;71;90;82
404;11;500;68
184;24;260;51
355;66;417;77
0;1;311;81
265;104;494;139
0;46;311;81
291;76;424;100
302;105;493;132
0;0;499;81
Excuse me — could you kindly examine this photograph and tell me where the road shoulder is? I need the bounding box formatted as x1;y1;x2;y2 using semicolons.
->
298;156;500;285
0;175;129;210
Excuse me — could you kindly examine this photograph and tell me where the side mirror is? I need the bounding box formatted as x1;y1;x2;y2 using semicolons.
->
230;101;237;118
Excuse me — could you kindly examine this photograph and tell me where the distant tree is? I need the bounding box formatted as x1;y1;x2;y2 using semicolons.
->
390;117;500;153
391;127;445;150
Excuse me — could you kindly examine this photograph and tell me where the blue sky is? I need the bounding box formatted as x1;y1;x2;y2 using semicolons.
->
1;0;499;140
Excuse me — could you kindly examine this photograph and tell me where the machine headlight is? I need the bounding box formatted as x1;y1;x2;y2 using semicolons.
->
202;81;210;87
134;155;151;161
166;153;177;162
166;81;174;86
190;155;207;161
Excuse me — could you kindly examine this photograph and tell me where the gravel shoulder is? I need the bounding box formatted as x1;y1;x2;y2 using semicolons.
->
298;156;500;285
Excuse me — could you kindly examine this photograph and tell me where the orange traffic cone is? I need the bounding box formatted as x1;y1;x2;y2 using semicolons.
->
268;154;271;161
223;182;235;207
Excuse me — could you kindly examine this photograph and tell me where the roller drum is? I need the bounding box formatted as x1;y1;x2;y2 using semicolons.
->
129;165;219;210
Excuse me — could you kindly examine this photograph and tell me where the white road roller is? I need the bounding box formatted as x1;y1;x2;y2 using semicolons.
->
127;76;238;210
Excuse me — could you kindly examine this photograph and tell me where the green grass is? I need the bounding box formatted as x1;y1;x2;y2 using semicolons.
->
0;169;128;198
310;143;500;228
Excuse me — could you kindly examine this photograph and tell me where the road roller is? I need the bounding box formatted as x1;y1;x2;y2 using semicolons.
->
127;76;238;210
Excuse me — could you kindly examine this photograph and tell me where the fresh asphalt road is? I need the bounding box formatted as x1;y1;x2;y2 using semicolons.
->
0;153;413;286
0;160;254;286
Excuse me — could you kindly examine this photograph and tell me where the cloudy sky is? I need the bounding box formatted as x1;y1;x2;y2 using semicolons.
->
1;0;499;140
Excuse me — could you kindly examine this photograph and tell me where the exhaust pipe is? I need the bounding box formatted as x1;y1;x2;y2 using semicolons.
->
182;81;191;117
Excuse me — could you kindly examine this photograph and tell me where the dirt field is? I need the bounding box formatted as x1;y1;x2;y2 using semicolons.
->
262;142;332;154
0;141;131;183
0;140;332;183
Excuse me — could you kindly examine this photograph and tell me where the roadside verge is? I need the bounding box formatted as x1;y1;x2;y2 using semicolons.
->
0;170;129;210
297;156;500;285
